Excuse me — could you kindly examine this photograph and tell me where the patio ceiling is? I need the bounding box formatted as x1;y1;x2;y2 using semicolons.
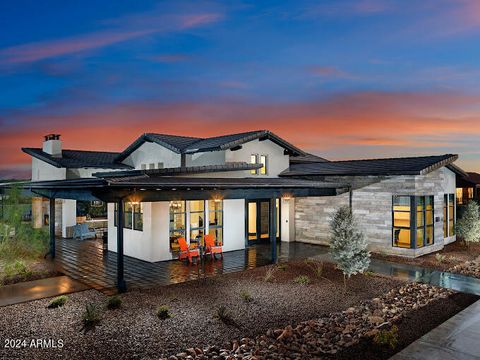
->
0;176;349;202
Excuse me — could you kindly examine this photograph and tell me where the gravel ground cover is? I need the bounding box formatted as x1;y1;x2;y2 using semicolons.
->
178;283;476;359
0;261;401;359
448;255;480;278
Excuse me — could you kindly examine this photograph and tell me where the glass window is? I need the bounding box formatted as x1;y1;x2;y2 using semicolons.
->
141;164;147;170
189;200;205;247
114;203;118;227
468;188;474;201
169;201;186;252
124;202;133;229
456;188;463;205
393;196;411;248
393;195;434;249
250;154;258;175
208;200;223;245
260;155;267;175
444;194;448;237
449;194;455;236
133;203;143;231
157;162;164;169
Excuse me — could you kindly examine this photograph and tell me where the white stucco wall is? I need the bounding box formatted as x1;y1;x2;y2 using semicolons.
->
280;198;295;242
121;142;181;169
186;151;226;167
222;199;246;252
31;157;66;181
225;139;289;177
107;199;247;262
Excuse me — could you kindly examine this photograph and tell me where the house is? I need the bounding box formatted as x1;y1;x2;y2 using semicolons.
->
18;131;462;268
455;171;480;206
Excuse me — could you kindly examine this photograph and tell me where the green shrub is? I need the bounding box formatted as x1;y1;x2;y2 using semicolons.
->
305;259;324;278
364;270;375;277
294;275;310;285
435;253;447;263
263;267;276;282
3;259;32;278
277;263;289;271
239;289;253;303
47;295;68;309
156;305;172;320
106;295;122;310
373;325;399;349
0;186;48;261
82;303;102;332
214;305;236;326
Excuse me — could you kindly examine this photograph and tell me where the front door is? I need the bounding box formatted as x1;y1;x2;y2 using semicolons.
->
247;200;271;244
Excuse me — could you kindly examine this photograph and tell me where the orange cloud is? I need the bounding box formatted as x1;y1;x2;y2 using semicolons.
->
2;90;480;178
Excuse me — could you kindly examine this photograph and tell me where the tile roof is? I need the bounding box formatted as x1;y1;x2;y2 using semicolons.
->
280;154;459;177
22;148;132;170
93;162;262;178
115;130;306;161
290;153;329;164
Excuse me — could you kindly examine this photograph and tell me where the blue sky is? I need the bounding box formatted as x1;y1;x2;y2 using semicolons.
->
1;0;480;178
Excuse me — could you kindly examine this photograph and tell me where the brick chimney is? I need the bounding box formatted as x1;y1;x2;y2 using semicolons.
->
42;134;62;157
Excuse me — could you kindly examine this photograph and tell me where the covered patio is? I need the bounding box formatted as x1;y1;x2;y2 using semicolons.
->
4;175;347;292
54;237;329;294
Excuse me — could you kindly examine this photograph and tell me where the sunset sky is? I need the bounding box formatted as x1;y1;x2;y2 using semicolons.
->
1;0;480;179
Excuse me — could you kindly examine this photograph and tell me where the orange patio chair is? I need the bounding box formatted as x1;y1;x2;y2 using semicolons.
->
177;237;200;264
204;234;223;260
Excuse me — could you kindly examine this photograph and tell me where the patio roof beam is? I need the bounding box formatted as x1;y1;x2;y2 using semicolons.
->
116;198;127;293
92;187;342;203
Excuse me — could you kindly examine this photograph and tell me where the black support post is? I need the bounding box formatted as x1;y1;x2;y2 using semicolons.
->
49;198;56;258
270;198;277;263
349;187;353;212
116;199;127;293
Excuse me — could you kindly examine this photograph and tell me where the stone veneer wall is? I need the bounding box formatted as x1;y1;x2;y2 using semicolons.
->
295;167;456;257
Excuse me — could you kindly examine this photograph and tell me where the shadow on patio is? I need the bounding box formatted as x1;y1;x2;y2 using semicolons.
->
54;239;329;294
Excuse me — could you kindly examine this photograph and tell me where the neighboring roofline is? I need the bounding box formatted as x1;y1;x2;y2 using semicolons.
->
280;154;459;177
446;163;468;178
93;162;262;178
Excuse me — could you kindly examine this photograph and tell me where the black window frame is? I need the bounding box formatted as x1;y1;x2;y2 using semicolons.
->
114;202;143;232
392;195;434;249
208;200;223;245
169;200;186;252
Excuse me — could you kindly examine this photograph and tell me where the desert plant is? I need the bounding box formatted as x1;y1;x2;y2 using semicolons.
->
240;289;253;303
0;186;48;261
330;206;370;290
82;303;102;332
263;267;276;282
373;325;399;349
305;259;324;278
47;295;68;309
364;270;375;277
156;305;172;320
277;263;288;271
3;259;31;278
294;275;310;285
435;253;447;263
106;295;122;310
214;305;236;326
457;201;480;247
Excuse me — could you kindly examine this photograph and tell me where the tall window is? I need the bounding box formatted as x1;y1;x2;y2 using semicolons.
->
393;195;434;249
250;154;258;174
169;201;186;251
114;202;143;231
444;194;456;238
260;155;268;175
393;196;411;248
208;200;223;245
189;200;205;247
250;154;268;175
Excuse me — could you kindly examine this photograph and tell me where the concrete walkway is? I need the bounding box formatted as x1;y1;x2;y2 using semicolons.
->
0;276;89;307
392;300;480;360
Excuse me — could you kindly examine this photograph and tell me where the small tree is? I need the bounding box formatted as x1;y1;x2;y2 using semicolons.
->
457;201;480;247
330;206;370;290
